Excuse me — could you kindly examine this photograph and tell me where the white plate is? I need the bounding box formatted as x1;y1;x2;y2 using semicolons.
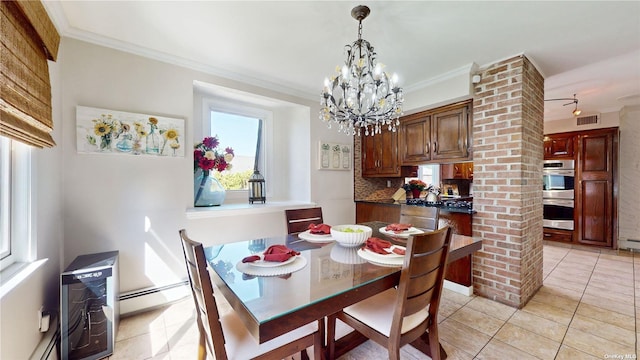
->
357;247;405;267
246;255;297;268
298;230;334;243
237;256;308;276
379;226;425;238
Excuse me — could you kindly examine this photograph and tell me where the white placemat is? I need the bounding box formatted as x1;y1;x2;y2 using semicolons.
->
236;256;308;276
298;230;334;243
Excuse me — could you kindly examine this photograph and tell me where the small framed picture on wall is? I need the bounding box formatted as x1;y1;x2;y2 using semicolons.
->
318;141;351;170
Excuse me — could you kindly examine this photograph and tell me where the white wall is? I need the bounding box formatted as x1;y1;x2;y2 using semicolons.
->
618;105;640;249
58;38;355;297
543;111;620;134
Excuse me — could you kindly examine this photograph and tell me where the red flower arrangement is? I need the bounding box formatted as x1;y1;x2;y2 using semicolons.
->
403;179;427;191
193;136;234;174
194;136;234;206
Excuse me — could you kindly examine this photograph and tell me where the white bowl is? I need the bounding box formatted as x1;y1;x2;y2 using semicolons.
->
330;224;372;248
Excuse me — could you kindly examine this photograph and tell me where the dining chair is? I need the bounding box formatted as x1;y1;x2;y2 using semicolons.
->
285;207;324;234
399;204;440;231
326;226;453;360
178;229;323;360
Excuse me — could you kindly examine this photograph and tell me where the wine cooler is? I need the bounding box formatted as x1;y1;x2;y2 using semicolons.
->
60;251;119;360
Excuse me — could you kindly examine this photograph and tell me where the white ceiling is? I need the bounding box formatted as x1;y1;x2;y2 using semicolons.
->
43;1;640;121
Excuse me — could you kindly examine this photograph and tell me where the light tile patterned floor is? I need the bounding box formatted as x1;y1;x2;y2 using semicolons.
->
110;245;639;359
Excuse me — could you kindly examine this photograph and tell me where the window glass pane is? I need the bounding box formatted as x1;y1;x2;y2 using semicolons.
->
0;137;11;259
210;111;260;190
420;164;440;188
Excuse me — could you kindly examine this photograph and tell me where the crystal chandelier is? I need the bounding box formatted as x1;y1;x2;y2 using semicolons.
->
320;5;404;136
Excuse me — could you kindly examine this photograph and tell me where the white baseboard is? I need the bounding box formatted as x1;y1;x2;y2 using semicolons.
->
119;282;190;316
443;279;473;296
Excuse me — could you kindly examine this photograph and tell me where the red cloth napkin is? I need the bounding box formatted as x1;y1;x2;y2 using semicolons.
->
242;245;300;263
364;237;405;255
365;237;393;254
308;223;331;234
385;223;412;233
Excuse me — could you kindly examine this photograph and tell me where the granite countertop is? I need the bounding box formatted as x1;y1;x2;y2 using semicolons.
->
355;199;476;214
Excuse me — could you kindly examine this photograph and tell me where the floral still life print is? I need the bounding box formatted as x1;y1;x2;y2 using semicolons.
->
76;106;185;157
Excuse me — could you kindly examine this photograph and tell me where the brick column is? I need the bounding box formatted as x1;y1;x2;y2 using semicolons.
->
472;55;544;308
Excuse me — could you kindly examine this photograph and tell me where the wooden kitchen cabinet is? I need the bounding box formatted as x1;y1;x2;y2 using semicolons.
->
543;227;573;243
575;128;618;248
432;105;471;160
399;100;472;165
398;113;431;164
361;127;400;177
544;133;575;159
441;162;474;180
543;127;619;249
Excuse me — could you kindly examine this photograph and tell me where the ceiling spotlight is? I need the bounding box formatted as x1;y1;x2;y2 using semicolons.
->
545;93;581;117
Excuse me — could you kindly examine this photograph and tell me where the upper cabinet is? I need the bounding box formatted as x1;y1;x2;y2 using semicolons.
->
544;133;575;159
361;127;400;177
398;113;431;164
399;101;472;165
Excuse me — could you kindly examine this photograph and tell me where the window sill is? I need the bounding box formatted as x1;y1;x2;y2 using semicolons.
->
186;201;317;219
0;258;47;300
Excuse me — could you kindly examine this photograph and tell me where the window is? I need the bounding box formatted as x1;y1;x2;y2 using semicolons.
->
209;111;261;191
202;98;271;204
419;164;440;188
0;136;31;272
0;137;11;262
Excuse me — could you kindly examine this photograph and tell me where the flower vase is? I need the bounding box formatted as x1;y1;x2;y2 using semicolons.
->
116;133;133;153
146;129;160;154
194;170;226;207
411;188;422;199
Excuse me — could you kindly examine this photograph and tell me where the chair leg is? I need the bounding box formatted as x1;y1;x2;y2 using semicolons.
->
427;324;441;360
388;344;401;360
197;331;207;360
301;349;310;360
326;314;337;360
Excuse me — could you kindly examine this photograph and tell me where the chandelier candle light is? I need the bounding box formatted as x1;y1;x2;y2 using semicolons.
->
320;5;404;136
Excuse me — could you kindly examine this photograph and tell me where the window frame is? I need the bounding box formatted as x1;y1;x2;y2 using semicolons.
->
0;137;33;272
201;98;272;203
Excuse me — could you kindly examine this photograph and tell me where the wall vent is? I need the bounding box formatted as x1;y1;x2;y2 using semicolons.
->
576;114;599;126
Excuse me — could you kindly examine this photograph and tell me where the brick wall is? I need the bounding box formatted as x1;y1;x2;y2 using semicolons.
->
472;55;544;308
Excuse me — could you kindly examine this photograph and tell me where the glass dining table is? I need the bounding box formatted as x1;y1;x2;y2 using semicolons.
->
205;221;482;359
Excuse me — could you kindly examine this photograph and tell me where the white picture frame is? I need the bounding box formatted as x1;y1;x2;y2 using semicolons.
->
318;141;351;170
76;106;185;157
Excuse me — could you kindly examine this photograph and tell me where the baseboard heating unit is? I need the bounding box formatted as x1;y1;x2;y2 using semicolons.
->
119;281;190;316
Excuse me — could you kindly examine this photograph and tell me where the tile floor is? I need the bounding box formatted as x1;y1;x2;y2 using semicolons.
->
111;245;639;359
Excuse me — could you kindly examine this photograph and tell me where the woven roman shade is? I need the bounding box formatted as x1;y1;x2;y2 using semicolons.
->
1;0;59;148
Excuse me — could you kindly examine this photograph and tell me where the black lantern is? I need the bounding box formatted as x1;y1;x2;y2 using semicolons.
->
248;170;265;204
249;119;266;204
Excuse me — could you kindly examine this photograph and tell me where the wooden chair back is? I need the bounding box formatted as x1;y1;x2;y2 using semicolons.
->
390;226;452;346
179;229;228;360
285;207;324;234
399;204;440;231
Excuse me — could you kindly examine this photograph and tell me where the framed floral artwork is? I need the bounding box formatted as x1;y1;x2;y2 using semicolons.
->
318;141;351;170
76;106;185;157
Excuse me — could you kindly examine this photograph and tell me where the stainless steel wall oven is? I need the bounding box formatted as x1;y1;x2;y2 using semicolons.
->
543;159;575;230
